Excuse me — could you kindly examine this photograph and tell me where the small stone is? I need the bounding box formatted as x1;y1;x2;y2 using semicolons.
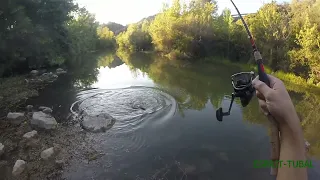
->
7;112;25;125
42;108;53;114
55;160;64;168
30;70;39;76
56;68;67;75
41;147;55;160
39;106;49;111
26;105;33;112
23;130;38;139
56;68;64;72
31;112;57;130
0;143;4;156
53;74;58;78
12;160;26;176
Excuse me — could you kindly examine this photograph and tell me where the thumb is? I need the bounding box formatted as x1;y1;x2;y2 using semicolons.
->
252;78;272;98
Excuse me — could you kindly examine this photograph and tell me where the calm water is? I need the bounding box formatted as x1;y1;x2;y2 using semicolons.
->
28;52;320;179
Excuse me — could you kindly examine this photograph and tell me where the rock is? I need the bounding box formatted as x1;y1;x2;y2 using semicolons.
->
0;143;4;156
56;68;67;75
26;105;33;112
56;68;64;72
12;160;26;177
31;112;57;130
30;70;39;76
23;130;38;139
39;106;49;111
81;113;116;133
41;147;55;160
55;160;64;168
40;73;58;83
6;112;25;125
42;108;53;114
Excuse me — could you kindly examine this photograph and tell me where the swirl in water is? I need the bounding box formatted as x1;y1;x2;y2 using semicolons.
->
71;87;177;134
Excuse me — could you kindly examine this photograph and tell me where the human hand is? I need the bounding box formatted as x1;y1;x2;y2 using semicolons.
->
252;74;298;126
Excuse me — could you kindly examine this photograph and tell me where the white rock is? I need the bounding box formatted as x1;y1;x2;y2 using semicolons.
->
12;160;26;176
42;108;53;114
56;68;64;72
23;130;38;139
31;112;57;130
81;113;115;133
56;68;67;74
0;143;4;156
7;112;25;125
30;70;39;76
41;147;55;160
56;68;67;75
39;106;49;111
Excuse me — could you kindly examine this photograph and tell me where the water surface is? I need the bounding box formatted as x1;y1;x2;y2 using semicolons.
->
28;52;320;179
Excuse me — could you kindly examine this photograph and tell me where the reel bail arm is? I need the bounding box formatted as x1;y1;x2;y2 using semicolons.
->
216;71;255;122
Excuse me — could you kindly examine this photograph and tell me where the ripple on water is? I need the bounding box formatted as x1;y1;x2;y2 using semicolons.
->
70;87;177;152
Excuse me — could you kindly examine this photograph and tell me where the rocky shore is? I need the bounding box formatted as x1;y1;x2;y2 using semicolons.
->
0;68;92;180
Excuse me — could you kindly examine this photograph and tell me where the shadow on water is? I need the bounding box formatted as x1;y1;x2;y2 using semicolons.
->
28;50;320;179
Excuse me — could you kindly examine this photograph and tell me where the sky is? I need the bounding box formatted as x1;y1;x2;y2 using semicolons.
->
75;0;290;25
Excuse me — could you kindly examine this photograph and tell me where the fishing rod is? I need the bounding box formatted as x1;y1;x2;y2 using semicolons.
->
216;0;280;176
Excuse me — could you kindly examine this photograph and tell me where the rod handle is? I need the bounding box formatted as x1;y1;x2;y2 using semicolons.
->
254;50;280;176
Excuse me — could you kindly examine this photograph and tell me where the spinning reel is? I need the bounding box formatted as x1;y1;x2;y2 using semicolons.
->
216;71;255;121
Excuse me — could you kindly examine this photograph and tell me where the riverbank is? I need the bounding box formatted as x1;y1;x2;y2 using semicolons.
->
200;56;320;89
0;68;93;179
0;68;70;116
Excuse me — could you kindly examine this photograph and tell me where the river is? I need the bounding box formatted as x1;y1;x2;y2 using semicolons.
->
27;51;320;180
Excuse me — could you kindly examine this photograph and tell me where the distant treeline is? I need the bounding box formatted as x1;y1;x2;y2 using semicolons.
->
115;0;320;84
0;0;116;77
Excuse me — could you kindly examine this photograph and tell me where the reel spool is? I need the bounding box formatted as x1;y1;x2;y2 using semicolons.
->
216;71;255;122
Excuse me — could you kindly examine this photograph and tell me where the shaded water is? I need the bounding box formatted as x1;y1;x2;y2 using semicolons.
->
28;52;320;179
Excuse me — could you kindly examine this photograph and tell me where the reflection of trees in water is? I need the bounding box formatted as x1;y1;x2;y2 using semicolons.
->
116;49;238;112
69;52;107;88
243;81;320;158
117;49;320;158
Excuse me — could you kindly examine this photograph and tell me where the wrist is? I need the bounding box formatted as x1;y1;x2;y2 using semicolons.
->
279;113;304;144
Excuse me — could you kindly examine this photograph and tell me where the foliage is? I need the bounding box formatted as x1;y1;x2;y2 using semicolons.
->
0;1;116;77
149;0;218;59
0;0;76;76
116;21;152;52
104;22;126;34
96;26;116;49
115;0;320;84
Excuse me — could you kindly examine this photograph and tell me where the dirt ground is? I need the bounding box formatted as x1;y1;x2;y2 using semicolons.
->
0;74;101;180
0;114;92;180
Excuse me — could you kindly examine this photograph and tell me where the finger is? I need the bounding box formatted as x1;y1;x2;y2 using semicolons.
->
252;78;272;98
266;74;279;88
258;99;269;116
256;90;265;100
255;74;280;89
